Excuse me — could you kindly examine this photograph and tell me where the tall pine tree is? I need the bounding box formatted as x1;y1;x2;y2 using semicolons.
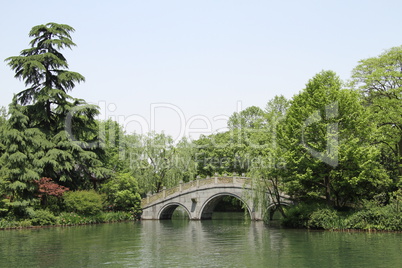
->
5;23;109;190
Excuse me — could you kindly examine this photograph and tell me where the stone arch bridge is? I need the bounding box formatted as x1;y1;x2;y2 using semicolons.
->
141;176;291;221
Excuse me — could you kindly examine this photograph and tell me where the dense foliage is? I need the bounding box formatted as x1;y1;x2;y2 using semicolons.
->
279;71;390;207
1;23;402;230
101;172;141;215
0;23;135;222
63;190;103;215
282;200;402;231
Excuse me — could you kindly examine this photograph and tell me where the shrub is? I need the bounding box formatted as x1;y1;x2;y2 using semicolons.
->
56;211;133;225
0;219;32;229
101;211;134;222
44;196;65;214
18;219;34;228
30;209;57;226
63;190;103;215
281;203;318;228
345;201;402;231
101;173;142;212
0;219;16;229
308;208;339;229
57;212;101;225
35;177;69;213
282;200;402;231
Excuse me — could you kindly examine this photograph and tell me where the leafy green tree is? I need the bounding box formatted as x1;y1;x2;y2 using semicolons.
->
125;133;198;195
264;95;290;139
128;132;182;194
173;137;198;182
194;130;249;177
351;46;402;182
195;104;277;178
101;173;141;213
97;119;130;172
195;101;285;178
228;106;266;130
279;70;390;207
5;23;109;190
249;95;290;218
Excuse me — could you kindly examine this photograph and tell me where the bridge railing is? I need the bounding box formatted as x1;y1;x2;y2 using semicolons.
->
142;176;251;207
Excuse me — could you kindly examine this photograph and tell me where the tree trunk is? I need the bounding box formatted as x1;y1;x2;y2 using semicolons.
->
156;179;162;193
41;195;48;207
267;178;287;219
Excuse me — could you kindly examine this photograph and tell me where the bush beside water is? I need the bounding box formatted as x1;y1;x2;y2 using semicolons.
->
0;211;135;229
282;200;402;231
0;189;138;229
63;190;103;216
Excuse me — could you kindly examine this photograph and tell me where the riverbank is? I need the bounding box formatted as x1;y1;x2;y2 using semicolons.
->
2;212;402;232
2;200;402;232
281;201;402;232
0;211;135;230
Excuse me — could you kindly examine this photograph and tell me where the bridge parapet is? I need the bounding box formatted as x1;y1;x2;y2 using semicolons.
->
142;176;251;207
181;180;197;192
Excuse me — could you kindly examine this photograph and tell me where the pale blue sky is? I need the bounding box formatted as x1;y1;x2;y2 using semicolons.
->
1;0;401;141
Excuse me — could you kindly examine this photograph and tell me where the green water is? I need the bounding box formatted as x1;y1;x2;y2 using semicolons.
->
1;217;401;267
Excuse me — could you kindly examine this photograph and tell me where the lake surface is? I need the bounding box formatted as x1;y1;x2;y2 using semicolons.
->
1;217;402;267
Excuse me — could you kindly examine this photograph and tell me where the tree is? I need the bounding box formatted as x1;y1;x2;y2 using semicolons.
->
129;132;182;194
228;106;266;130
0;98;51;216
97;119;131;173
249;95;290;219
195;104;278;178
279;70;390;207
0;106;6;124
5;23;84;130
0;107;7;163
0;107;8;215
101;173;141;213
264;95;290;143
173;137;198;182
194;130;250;177
5;23;109;190
35;177;69;207
351;46;402;182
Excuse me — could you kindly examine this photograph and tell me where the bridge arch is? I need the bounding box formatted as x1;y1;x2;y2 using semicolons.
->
158;202;191;220
199;192;252;220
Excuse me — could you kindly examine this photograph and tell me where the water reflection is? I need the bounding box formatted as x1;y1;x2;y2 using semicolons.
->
1;220;402;267
138;219;296;268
